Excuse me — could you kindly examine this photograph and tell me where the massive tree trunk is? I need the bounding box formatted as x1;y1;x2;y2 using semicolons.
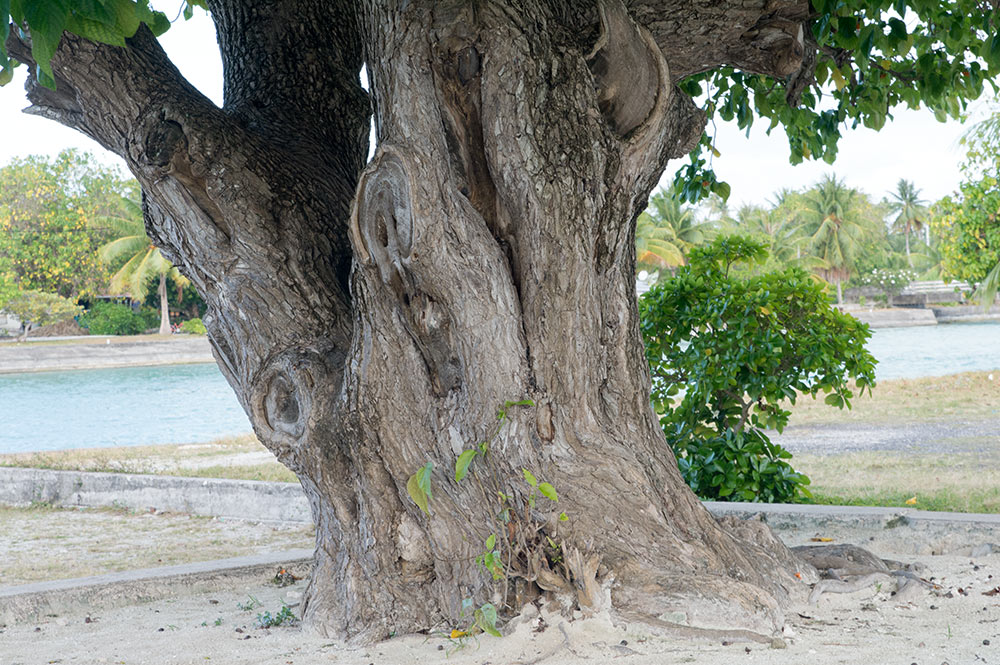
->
7;0;816;643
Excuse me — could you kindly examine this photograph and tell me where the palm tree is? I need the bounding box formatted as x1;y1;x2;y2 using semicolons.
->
97;197;189;335
635;188;707;276
803;174;869;303
734;202;809;267
887;179;928;267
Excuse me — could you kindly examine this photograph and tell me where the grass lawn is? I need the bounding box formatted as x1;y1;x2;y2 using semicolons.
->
795;451;1000;514
783;370;1000;425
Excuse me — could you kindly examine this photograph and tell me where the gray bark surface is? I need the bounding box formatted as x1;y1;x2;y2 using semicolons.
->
7;0;818;643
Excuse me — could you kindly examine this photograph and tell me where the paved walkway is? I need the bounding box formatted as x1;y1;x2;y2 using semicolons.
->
0;335;214;373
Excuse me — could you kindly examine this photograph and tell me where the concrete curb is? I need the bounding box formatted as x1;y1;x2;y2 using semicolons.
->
0;467;312;523
6;466;1000;529
0;549;314;625
0;337;215;373
3;470;999;627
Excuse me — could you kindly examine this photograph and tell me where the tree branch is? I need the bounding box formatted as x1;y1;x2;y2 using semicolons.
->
205;0;370;177
627;0;809;81
6;22;363;391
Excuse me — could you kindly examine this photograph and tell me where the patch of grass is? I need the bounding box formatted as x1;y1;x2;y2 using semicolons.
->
0;434;296;483
0;504;314;585
178;465;297;483
784;371;1000;425
795;451;1000;513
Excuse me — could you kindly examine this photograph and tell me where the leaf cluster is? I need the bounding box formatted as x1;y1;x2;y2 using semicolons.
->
639;234;877;502
674;1;999;203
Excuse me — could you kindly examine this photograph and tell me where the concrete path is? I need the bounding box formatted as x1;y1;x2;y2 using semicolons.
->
0;336;214;373
773;419;1000;455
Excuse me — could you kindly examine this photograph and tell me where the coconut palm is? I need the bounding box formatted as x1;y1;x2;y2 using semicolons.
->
635;188;707;276
803;174;870;303
97;197;189;335
733;202;810;267
887;179;928;266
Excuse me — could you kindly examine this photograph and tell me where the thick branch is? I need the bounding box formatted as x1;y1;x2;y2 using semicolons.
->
7;25;363;406
627;0;809;81
205;0;370;178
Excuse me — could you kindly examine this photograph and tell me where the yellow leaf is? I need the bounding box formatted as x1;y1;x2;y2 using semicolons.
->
450;629;469;639
831;67;847;91
759;306;772;316
809;537;834;542
905;496;917;505
711;146;721;158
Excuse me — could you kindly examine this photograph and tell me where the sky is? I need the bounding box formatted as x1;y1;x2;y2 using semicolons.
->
0;11;991;209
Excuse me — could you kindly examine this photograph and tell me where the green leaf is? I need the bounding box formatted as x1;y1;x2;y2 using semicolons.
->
454;449;477;482
537;482;558;502
406;473;428;515
558;511;569;521
475;603;502;638
485;533;496;550
416;461;433;499
522;468;538;488
0;65;13;87
0;0;11;66
66;15;126;46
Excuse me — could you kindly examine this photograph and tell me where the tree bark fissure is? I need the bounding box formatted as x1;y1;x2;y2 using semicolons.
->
8;0;823;643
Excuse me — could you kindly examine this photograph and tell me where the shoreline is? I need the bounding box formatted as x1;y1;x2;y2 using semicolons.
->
0;335;215;374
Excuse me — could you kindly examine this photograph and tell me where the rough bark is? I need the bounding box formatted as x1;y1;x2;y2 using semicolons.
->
7;0;819;644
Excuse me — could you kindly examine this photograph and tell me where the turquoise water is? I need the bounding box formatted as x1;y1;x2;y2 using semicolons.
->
867;321;1000;380
1;321;997;454
0;363;251;454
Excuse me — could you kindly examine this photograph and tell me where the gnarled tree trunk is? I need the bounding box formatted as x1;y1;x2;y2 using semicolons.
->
7;0;815;643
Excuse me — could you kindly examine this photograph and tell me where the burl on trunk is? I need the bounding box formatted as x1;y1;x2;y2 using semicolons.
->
8;0;817;643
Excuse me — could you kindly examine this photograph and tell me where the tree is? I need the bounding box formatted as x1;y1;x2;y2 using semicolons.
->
635;188;705;275
97;196;190;335
802;174;872;303
0;151;131;298
2;289;82;340
2;0;995;644
887;179;928;266
639;235;876;503
731;201;810;268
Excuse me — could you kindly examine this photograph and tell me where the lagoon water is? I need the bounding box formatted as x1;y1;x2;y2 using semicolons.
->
1;322;998;454
0;363;250;454
867;321;1000;380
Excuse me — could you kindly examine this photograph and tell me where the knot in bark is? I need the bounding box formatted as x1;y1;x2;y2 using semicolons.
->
252;348;336;465
586;0;668;138
350;145;414;281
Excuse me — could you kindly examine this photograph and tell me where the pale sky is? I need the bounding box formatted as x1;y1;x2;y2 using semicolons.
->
0;12;990;208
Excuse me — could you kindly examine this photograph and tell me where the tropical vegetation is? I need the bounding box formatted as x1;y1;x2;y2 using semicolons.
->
639;235;877;503
95;196;190;335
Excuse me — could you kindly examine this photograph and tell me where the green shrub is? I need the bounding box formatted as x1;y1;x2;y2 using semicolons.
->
79;301;146;335
138;307;160;330
179;317;206;335
639;235;877;503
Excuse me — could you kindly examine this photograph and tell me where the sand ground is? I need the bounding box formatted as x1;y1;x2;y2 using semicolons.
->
2;516;999;665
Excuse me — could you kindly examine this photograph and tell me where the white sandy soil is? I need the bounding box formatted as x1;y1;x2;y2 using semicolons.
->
2;536;998;665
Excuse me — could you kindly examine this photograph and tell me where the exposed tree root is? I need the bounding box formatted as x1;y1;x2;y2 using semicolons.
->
793;544;938;605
